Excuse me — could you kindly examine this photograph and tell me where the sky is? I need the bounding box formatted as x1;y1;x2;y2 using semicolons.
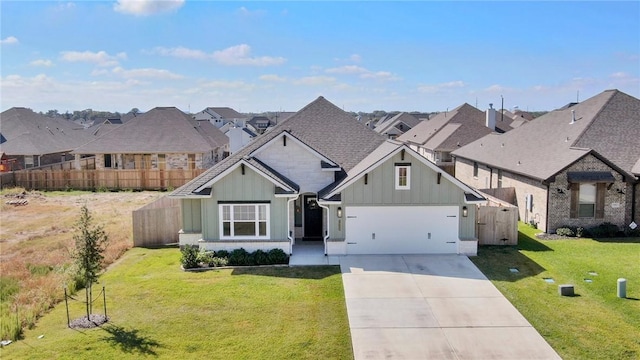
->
1;1;639;114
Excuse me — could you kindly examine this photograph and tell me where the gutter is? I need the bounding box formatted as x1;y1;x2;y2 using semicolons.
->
286;195;300;255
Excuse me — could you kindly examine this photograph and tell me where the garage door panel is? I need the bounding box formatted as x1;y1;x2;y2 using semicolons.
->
345;206;458;255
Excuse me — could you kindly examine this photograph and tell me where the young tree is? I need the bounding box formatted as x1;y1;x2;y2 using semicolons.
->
72;204;108;319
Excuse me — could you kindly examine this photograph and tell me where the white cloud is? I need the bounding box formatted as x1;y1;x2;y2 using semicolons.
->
200;80;255;91
212;44;286;66
60;50;127;67
148;44;286;66
30;59;54;67
325;65;368;75
418;80;466;94
259;74;287;82
112;67;183;80
325;65;400;81
1;36;19;45
114;0;184;16
146;46;208;60
293;76;336;86
349;54;362;63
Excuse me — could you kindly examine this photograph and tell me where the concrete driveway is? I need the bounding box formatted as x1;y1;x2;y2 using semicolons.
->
340;255;561;360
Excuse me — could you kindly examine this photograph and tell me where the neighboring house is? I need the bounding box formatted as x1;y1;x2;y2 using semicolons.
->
170;97;485;256
452;89;640;234
73;107;229;170
193;107;247;129
226;125;257;153
0;107;94;170
398;103;519;168
374;112;422;139
247;116;275;134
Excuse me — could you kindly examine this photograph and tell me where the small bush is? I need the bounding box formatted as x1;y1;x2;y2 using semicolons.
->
268;248;288;264
228;248;251;266
197;250;215;267
624;226;640;237
210;257;228;267
253;250;270;265
556;227;575;237
576;227;586;238
214;250;229;258
588;222;621;238
180;245;199;269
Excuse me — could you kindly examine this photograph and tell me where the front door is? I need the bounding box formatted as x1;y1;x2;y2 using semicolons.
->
304;195;323;240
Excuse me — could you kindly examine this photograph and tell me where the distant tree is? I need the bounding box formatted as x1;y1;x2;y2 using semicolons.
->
72;205;108;319
44;109;60;118
129;108;140;115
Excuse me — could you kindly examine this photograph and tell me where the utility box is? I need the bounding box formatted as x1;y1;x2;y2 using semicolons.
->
559;284;574;296
618;278;627;298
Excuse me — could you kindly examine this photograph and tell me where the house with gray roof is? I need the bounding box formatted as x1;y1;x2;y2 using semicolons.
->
398;103;521;171
0;107;94;170
452;89;640;234
73;107;229;171
373;112;422;139
193;107;247;129
170;96;485;257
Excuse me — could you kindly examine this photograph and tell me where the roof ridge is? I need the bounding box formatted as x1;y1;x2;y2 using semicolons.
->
570;89;618;148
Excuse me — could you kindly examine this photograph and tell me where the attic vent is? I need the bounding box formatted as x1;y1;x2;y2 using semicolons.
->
283;136;287;147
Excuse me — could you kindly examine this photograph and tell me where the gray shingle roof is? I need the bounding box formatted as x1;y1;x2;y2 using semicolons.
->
398;103;495;151
171;96;386;197
374;112;421;134
206;107;246;119
452;89;640;181
73;107;228;154
0;107;93;155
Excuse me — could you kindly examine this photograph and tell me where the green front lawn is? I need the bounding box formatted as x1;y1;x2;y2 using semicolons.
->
471;224;640;360
1;248;352;359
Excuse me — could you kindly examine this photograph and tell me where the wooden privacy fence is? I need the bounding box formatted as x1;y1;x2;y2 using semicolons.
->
477;189;518;245
132;196;182;247
5;168;205;191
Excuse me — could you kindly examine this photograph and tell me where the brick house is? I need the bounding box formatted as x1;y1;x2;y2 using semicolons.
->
73;107;229;170
452;89;640;234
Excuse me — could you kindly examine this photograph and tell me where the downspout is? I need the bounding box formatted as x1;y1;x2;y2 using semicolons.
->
545;183;550;233
632;181;637;223
286;195;300;255
317;202;330;255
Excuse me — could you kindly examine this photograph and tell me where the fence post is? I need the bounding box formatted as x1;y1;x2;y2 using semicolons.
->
64;285;70;327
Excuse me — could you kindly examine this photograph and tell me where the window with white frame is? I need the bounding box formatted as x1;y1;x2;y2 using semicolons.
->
578;183;596;218
395;165;411;190
220;204;269;239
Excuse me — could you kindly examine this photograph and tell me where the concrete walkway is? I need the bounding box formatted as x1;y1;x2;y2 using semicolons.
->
340;255;561;360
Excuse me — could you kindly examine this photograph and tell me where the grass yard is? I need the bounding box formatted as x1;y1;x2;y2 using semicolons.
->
471;223;640;360
0;247;352;359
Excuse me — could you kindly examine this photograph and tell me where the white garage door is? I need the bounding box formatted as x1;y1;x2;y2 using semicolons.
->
345;206;459;254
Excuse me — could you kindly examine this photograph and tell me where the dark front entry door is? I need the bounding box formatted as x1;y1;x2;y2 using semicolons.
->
304;195;323;240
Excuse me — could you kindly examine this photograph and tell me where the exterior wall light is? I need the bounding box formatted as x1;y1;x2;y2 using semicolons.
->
337;207;343;218
462;206;468;217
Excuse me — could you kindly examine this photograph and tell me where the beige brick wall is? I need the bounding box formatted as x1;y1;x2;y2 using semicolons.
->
547;154;628;232
456;154;635;233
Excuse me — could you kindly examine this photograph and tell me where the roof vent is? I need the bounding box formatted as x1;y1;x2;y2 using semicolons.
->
570;110;576;124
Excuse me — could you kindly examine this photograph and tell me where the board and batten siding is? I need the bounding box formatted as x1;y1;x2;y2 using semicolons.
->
181;199;202;233
339;151;476;240
200;165;288;241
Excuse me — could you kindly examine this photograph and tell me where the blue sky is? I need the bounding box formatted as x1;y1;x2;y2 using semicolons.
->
1;1;638;114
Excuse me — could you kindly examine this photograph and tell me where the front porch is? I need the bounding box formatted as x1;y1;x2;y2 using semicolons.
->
289;240;340;266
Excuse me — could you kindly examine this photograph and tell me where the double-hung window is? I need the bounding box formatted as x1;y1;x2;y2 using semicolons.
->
578;183;597;218
220;203;269;239
395;164;411;190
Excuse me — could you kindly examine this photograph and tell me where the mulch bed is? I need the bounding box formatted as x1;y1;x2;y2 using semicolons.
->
69;314;109;329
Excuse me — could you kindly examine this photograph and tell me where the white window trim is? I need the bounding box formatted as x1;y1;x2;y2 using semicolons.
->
219;203;270;240
395;165;411;190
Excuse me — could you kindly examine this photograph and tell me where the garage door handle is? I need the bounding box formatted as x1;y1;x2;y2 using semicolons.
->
347;242;357;245
446;241;456;244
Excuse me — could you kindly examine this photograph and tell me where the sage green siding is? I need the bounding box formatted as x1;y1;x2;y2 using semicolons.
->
181;199;202;233
337;151;477;240
201;166;288;240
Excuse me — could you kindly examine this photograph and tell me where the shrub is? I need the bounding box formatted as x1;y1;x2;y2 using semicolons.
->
588;222;621;238
555;227;575;237
214;250;229;259
180;245;199;269
210;257;228;267
228;248;252;266
268;248;288;264
0;277;20;302
197;250;216;267
253;250;270;265
575;227;587;238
